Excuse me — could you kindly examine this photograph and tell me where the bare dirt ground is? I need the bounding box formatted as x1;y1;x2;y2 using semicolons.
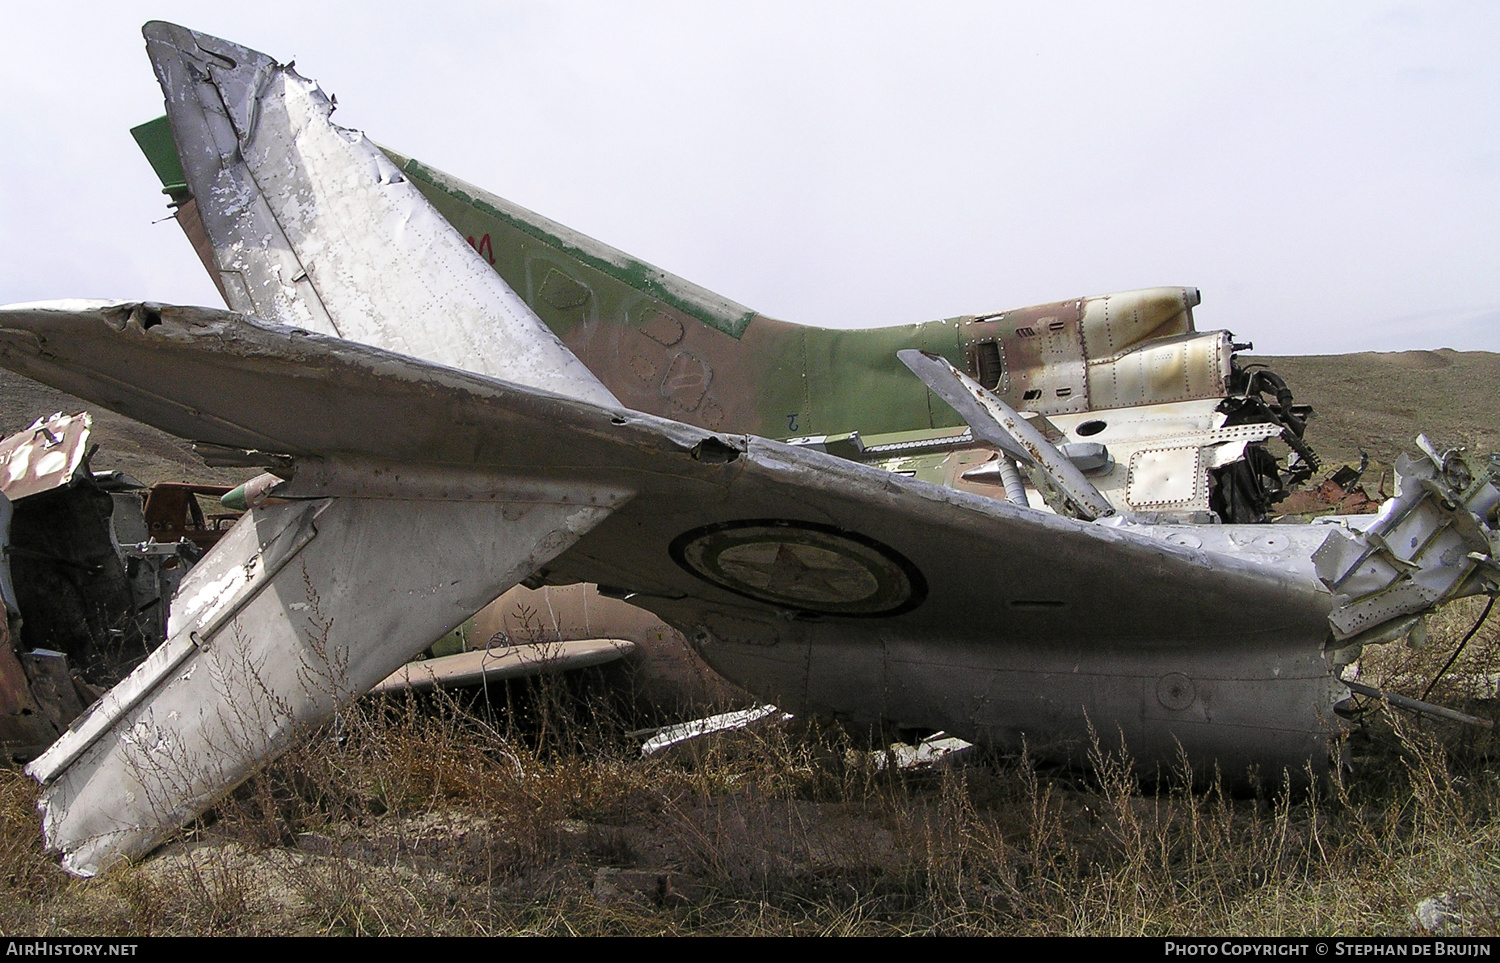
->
0;352;1497;935
1251;350;1500;469
0;371;254;489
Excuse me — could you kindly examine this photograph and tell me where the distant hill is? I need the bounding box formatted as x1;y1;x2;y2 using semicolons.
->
0;348;1492;488
1250;350;1500;471
0;371;254;488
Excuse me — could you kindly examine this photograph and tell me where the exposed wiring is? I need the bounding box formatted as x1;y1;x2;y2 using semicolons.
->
1421;596;1496;701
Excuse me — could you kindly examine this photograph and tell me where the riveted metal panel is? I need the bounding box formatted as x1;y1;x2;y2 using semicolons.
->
1089;331;1231;409
1079;286;1198;360
1126;446;1206;511
962;299;1088;415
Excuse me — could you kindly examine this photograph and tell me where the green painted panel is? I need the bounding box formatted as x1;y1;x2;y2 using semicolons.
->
129;116;188;200
741;322;813;439
876;453;953;486
131;119;983;443
397;155;759;340
800;321;967;436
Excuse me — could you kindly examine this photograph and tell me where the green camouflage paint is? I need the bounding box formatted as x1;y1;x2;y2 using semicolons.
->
132;117;1213;445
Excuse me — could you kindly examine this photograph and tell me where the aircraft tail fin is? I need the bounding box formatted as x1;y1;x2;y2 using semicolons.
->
142;21;618;408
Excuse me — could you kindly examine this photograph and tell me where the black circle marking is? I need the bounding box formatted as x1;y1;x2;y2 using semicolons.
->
669;520;926;617
1156;672;1196;711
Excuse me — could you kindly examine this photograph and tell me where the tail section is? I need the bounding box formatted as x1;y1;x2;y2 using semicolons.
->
142;21;616;407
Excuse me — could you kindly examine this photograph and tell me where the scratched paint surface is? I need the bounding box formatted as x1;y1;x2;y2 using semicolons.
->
130;116;1219;444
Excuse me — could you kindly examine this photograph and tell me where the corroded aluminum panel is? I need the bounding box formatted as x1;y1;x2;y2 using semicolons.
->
1103;520;1337;586
144;22;617;409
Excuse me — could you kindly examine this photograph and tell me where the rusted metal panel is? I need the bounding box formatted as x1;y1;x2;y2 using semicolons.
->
141;483;235;552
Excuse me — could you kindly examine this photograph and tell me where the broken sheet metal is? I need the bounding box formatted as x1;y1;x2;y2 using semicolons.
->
1315;440;1500;644
0;414;125;759
1277;472;1381;517
370;638;636;695
638;705;785;756
873;733;974;771
0;412;92;501
0;412;237;762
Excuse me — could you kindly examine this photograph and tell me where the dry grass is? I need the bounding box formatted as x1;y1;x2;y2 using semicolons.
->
2;609;1500;936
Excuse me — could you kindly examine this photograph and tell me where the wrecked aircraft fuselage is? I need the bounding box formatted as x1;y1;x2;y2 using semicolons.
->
1;22;1497;877
0;412;225;760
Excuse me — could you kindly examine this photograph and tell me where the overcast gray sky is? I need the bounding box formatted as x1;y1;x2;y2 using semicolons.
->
2;1;1496;354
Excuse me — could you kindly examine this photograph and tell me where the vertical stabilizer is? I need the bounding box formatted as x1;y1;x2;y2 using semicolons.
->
143;21;617;407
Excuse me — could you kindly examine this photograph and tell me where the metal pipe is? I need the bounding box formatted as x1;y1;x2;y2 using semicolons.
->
1345;680;1495;730
998;456;1028;506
